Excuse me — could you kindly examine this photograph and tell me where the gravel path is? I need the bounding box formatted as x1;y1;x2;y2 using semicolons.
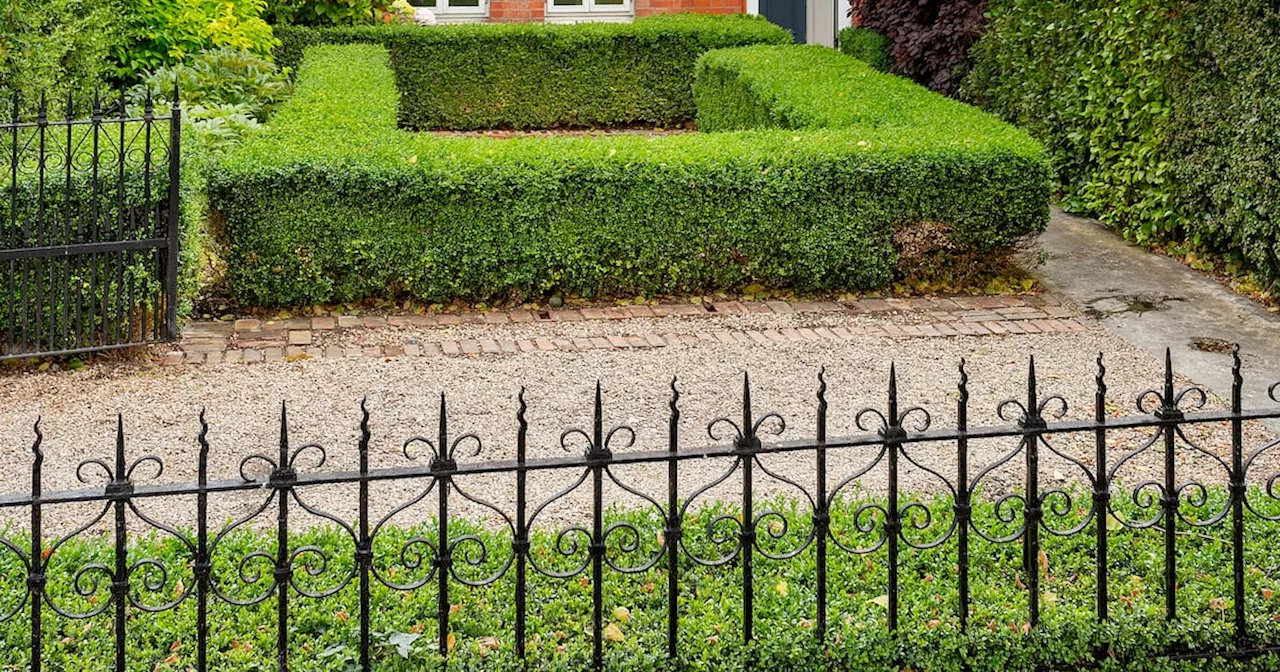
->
1;310;1276;536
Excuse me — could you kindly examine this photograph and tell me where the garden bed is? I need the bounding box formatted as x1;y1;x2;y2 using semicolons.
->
1;494;1278;670
209;18;1048;307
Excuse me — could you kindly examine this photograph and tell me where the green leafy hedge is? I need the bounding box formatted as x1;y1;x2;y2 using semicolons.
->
838;26;892;72
965;0;1280;292
272;14;792;130
209;41;1046;306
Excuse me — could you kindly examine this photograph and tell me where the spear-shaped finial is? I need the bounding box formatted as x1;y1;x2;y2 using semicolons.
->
1164;348;1175;403
279;401;289;465
1030;358;1041;411
438;392;448;454
115;413;126;479
594;380;604;450
742;372;753;437
888;362;899;423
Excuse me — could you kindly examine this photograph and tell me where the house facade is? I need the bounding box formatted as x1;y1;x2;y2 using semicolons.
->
416;0;848;46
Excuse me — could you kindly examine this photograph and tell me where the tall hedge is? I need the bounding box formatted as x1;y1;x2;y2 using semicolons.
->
966;0;1280;292
209;43;1047;306
272;14;792;130
1166;0;1280;287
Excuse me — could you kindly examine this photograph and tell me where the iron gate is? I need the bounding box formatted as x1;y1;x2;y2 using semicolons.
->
1;91;180;360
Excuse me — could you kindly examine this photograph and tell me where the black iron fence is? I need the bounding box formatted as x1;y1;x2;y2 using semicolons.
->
1;91;181;360
2;349;1280;670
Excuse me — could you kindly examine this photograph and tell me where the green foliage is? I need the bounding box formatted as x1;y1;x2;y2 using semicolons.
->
0;0;127;113
209;42;1047;306
1165;0;1280;293
137;47;293;118
838;26;892;72
964;0;1184;244
1;489;1279;669
264;0;374;27
272;13;793;130
115;0;279;80
965;0;1280;293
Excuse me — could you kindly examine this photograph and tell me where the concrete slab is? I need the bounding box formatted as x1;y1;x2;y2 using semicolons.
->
1036;208;1280;422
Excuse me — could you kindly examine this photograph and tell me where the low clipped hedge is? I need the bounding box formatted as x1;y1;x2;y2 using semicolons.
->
210;41;1047;307
272;14;792;130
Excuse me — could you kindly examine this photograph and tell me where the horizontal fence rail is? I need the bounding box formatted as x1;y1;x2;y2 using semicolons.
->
1;90;180;360
2;348;1280;670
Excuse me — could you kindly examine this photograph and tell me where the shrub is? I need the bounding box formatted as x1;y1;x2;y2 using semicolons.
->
963;0;1183;245
208;42;1047;306
847;0;987;95
964;0;1280;293
115;0;279;80
0;0;127;114
1166;0;1280;292
272;14;793;130
263;0;374;26
838;26;891;72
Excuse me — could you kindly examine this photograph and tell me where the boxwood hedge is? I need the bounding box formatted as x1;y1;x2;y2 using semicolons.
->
272;14;792;130
210;39;1047;307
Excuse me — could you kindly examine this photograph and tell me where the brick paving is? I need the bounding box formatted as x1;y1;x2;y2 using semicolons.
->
165;295;1087;366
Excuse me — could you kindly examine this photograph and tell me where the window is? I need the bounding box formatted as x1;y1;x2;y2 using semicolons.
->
409;0;488;21
545;0;633;22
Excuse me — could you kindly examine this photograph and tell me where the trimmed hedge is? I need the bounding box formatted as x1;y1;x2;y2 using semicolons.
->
209;42;1047;307
838;26;892;72
272;14;792;130
965;0;1280;292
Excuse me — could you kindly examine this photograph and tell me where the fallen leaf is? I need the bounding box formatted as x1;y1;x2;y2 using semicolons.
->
603;623;624;643
775;581;788;598
868;594;890;609
613;606;631;623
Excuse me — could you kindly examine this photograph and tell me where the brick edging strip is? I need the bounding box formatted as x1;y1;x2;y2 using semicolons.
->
167;296;1083;366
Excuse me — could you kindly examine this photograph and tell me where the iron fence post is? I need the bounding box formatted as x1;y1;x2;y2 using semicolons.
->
1230;347;1247;645
667;379;681;662
815;369;829;644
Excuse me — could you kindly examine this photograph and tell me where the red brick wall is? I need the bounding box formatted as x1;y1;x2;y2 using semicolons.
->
636;0;746;16
487;0;745;22
490;0;546;22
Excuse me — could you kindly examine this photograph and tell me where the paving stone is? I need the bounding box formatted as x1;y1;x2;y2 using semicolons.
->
337;316;361;329
233;319;261;332
311;317;336;330
288;330;312;346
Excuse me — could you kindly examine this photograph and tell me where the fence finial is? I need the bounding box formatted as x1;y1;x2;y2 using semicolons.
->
438;392;448;453
741;372;753;437
958;359;969;404
198;408;210;460
279;401;289;465
31;417;44;464
1164;347;1175;402
888;362;898;422
669;377;680;415
115;413;126;477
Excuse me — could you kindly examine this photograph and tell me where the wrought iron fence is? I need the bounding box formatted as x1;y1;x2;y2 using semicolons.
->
2;349;1280;671
1;90;181;360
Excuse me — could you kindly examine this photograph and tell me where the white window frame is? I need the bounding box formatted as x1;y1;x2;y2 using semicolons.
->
544;0;634;23
409;0;489;22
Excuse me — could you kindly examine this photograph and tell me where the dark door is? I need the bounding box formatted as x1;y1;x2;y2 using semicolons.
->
760;0;806;44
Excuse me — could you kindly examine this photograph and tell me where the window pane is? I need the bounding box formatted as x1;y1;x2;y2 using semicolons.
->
410;0;437;6
448;0;480;6
595;0;625;5
552;0;584;5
